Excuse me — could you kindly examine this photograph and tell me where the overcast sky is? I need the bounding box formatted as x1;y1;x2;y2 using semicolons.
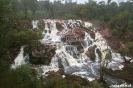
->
77;0;118;4
48;0;122;4
69;0;118;4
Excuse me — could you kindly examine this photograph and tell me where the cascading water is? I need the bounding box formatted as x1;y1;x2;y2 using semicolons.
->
41;20;61;45
14;46;25;65
11;46;28;69
36;19;131;84
32;20;39;29
82;32;93;49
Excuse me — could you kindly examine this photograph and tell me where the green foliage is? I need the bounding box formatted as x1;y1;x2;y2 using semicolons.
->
35;11;49;19
0;0;133;88
86;81;103;88
108;10;133;47
29;0;37;16
5;29;42;49
38;20;44;31
118;42;133;56
98;48;112;81
0;64;42;88
128;21;133;30
118;47;129;55
65;14;77;19
105;50;112;61
44;76;76;88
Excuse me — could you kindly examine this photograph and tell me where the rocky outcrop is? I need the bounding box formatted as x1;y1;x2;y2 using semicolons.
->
61;28;84;42
56;22;64;31
48;69;65;77
107;63;133;85
46;69;90;87
30;45;56;65
84;29;95;39
99;29;121;51
85;46;96;61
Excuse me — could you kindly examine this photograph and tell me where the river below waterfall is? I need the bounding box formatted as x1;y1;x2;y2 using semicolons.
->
12;19;131;85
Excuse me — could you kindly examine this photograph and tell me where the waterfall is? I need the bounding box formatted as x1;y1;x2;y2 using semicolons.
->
62;23;67;29
95;48;99;62
84;22;93;30
11;46;25;69
32;20;39;29
83;32;93;49
14;46;25;65
34;19;132;84
41;20;61;45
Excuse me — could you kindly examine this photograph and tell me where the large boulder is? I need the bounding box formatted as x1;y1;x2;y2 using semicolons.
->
85;46;96;61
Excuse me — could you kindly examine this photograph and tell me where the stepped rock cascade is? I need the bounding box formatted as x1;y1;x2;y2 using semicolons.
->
41;20;61;45
32;19;131;84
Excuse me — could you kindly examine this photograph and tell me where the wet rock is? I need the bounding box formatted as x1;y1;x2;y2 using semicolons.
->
85;46;96;61
84;29;95;39
32;49;40;58
61;28;84;42
79;49;84;53
96;49;102;59
107;63;133;85
48;69;65;77
30;44;56;65
56;22;64;31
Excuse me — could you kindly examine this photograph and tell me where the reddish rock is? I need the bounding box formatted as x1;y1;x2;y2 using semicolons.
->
98;28;121;51
79;49;84;53
99;28;111;39
85;46;96;61
48;69;65;77
61;28;84;42
83;28;95;39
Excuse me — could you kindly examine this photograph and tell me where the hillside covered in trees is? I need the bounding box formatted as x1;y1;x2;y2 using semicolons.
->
0;0;133;88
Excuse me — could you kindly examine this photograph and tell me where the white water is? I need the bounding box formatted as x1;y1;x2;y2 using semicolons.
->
11;46;25;69
32;20;39;29
41;20;61;45
84;22;93;30
38;19;128;82
31;19;132;84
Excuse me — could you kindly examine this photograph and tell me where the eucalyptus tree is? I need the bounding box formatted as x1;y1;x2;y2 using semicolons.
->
20;0;29;18
0;0;6;38
96;48;112;81
41;0;56;18
107;0;112;5
19;0;37;18
0;0;13;58
29;0;38;16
